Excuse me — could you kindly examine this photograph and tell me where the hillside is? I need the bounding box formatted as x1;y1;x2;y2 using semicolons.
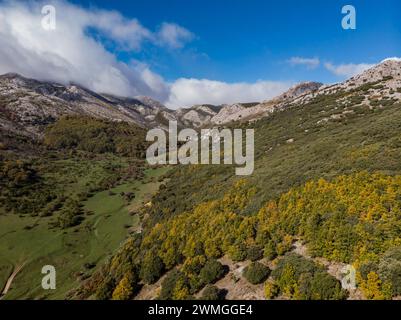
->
2;60;401;300
0;73;322;136
72;59;401;301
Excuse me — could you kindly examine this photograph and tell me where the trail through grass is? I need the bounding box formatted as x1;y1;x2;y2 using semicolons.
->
0;166;169;299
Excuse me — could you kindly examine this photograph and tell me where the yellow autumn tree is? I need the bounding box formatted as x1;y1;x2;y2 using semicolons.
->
112;273;134;300
359;272;391;300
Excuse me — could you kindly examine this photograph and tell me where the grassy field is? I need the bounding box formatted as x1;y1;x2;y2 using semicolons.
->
0;166;169;299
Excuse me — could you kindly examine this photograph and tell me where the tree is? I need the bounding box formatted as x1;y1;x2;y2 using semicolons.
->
140;251;164;284
172;277;191;300
201;285;221;300
276;264;298;298
199;259;226;285
243;262;270;285
160;270;190;300
360;272;390;300
264;241;277;261
112;272;138;300
246;245;263;262
264;280;279;299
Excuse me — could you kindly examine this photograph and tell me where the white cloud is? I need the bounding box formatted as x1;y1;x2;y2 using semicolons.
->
166;79;292;108
288;57;320;69
324;62;375;78
0;0;191;102
0;0;292;109
157;23;194;49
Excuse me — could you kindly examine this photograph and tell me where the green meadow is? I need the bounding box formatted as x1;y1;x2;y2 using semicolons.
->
0;165;169;299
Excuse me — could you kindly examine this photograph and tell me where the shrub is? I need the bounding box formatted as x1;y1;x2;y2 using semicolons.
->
112;271;139;300
272;254;347;300
199;259;226;285
140;252;164;284
228;243;247;262
95;276;115;300
246;245;263;261
160;270;191;300
243;262;270;285
263;241;277;260
378;247;401;296
201;285;221;300
309;272;347;300
264;280;279;299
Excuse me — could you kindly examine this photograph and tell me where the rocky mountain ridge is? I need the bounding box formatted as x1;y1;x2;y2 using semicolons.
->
1;59;401;138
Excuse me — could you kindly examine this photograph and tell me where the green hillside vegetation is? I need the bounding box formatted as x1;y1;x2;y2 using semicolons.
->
44;116;148;157
77;80;401;300
0;116;167;299
271;253;347;300
3;76;401;300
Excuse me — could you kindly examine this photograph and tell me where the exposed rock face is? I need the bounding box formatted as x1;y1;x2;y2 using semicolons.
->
270;82;323;103
0;73;174;136
1;59;401;137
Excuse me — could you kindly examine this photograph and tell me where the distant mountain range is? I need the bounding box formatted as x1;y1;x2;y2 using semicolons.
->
1;59;401;138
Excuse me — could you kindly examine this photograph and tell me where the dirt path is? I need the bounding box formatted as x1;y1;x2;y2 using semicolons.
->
0;262;26;299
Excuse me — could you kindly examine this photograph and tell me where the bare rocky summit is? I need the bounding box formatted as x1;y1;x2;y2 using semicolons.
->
1;59;400;138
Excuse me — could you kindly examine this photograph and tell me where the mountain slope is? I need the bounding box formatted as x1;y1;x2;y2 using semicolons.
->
0;73;173;136
73;59;401;301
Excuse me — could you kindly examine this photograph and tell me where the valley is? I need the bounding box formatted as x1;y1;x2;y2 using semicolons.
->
2;59;401;300
0;163;169;299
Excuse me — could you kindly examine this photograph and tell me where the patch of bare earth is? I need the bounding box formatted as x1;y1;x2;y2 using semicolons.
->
198;256;266;300
135;274;167;300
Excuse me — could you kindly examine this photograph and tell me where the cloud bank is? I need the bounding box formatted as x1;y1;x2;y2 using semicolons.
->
0;0;290;109
167;79;292;108
324;62;375;78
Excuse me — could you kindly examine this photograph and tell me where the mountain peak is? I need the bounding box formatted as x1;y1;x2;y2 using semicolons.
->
268;81;323;103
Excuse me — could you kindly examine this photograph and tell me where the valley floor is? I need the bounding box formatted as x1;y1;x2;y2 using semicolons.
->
0;167;169;300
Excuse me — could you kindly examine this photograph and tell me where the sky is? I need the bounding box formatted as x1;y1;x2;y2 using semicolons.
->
0;0;400;108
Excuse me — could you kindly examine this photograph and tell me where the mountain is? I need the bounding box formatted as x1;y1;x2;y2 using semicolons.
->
3;59;401;300
4;59;399;139
69;59;401;301
174;82;323;127
0;73;341;139
0;73;174;137
0;72;322;137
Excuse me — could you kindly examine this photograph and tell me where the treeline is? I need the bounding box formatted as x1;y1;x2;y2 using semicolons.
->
0;158;57;215
44;116;148;158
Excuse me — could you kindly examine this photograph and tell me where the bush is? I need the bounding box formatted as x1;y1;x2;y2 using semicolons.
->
160;270;191;300
199;259;226;285
272;254;347;300
228;243;247;262
201;285;221;300
111;271;139;300
264;241;277;260
243;262;270;285
140;252;164;284
95;276;115;300
309;272;347;300
246;245;263;261
378;247;401;296
264;280;279;299
57;199;84;228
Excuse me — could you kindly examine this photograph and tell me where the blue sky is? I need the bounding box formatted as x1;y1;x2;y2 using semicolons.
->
0;0;400;107
71;0;401;83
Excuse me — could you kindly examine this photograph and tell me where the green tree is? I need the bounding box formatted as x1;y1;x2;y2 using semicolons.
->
243;262;270;285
